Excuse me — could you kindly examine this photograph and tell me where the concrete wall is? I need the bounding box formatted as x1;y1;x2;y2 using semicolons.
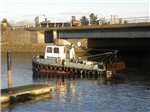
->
30;31;38;43
1;28;50;44
1;28;30;43
38;31;44;43
30;31;45;43
56;38;88;47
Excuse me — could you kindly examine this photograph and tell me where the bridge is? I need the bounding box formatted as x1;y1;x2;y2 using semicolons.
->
24;22;150;52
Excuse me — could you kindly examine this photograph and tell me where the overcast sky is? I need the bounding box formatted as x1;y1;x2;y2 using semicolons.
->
1;0;149;26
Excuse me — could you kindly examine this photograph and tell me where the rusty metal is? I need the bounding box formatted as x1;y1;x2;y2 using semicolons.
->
107;57;125;70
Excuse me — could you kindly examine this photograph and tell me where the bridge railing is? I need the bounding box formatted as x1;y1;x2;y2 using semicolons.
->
25;16;150;28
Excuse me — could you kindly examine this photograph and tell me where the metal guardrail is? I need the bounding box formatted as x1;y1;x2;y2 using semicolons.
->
24;16;150;28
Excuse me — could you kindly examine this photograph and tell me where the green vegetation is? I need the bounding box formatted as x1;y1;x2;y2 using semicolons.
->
89;13;98;25
124;20;128;24
1;18;12;34
99;17;107;25
1;18;10;25
80;13;99;25
80;16;89;25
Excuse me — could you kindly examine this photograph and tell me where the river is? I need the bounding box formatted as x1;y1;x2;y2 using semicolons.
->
1;52;150;112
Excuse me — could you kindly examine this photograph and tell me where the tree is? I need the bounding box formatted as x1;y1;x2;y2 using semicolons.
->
2;18;10;25
99;17;107;25
80;16;89;26
124;20;128;24
89;13;98;25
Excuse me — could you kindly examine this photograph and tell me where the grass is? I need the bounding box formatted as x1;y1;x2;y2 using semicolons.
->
1;42;46;53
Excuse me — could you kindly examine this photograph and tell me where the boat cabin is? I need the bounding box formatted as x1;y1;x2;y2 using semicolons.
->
44;44;75;60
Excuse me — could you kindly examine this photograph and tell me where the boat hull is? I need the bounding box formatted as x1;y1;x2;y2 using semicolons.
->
32;67;74;74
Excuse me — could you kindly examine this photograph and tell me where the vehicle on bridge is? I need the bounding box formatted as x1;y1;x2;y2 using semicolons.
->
71;16;80;26
32;44;125;76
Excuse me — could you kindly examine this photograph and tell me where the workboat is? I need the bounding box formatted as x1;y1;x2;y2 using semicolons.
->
32;44;125;75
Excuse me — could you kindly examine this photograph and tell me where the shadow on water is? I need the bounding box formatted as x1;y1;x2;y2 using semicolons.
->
1;93;52;110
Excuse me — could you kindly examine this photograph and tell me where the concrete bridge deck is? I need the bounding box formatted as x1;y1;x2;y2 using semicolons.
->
25;23;150;31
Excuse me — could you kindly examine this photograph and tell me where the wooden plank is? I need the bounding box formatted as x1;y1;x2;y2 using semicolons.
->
1;84;53;103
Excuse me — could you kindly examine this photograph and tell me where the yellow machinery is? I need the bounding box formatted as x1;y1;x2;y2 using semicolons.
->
2;23;7;27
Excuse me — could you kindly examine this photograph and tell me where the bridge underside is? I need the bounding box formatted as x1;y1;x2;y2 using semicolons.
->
88;38;150;52
29;26;150;53
55;27;150;53
57;27;150;38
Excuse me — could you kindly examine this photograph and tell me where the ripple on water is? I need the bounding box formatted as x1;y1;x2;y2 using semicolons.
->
1;54;150;112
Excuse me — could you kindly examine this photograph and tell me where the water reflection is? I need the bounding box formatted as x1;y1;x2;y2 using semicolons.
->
32;71;126;92
1;93;52;109
1;52;150;112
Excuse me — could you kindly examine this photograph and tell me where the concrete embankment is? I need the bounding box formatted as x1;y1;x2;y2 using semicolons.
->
1;28;30;43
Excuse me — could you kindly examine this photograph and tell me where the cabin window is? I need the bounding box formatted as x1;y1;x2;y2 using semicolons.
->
54;47;59;54
47;47;52;53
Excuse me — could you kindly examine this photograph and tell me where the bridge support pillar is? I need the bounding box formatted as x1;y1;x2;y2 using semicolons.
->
53;30;57;44
30;31;45;43
37;31;44;43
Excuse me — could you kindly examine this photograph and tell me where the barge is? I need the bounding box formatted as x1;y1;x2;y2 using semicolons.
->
32;44;125;75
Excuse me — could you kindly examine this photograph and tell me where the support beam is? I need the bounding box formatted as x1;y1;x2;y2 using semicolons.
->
53;30;57;44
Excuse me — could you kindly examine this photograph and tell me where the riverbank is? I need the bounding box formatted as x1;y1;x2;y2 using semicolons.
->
1;42;92;53
1;42;46;53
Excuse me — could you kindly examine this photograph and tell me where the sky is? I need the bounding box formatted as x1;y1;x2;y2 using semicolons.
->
0;0;149;26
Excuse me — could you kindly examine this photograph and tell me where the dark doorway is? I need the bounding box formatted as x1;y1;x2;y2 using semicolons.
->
45;31;53;43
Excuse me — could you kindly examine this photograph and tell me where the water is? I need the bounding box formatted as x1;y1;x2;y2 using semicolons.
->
1;53;150;112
